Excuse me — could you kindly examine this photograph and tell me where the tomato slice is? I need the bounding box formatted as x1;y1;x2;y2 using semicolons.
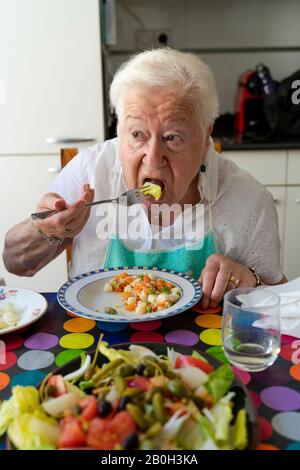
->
79;395;98;420
127;377;150;391
48;375;67;397
175;355;213;374
58;416;86;448
86;411;136;450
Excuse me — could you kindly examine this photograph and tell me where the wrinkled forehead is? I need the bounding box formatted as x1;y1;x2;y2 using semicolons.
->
120;88;196;126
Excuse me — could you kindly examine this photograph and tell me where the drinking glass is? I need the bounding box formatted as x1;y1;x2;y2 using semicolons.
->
222;288;281;372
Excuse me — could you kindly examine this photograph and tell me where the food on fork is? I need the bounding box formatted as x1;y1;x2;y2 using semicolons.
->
140;181;162;201
104;272;181;314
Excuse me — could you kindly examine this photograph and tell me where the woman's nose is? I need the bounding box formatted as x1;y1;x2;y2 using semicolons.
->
142;137;167;167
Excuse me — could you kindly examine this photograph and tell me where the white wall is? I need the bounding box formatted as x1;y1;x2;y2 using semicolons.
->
107;0;300;114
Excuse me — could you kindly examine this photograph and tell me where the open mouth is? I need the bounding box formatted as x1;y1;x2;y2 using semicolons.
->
142;178;165;192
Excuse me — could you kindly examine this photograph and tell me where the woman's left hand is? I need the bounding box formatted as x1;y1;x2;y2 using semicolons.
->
198;253;257;309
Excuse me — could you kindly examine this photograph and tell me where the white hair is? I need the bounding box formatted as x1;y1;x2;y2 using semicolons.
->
109;47;219;130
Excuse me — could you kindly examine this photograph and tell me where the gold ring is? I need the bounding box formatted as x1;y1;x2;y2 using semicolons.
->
228;275;240;288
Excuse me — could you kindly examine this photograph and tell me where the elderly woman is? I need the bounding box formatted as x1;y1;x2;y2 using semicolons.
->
3;48;285;308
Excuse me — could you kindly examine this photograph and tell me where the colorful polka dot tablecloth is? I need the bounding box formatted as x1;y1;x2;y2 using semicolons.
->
1;292;300;450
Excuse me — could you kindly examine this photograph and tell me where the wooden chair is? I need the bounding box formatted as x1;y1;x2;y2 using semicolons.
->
60;148;78;270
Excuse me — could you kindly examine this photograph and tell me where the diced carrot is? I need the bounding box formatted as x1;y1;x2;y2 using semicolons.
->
121;292;132;299
125;304;136;311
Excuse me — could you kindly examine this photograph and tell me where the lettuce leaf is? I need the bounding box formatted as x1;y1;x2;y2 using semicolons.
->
206;364;234;402
0;386;40;436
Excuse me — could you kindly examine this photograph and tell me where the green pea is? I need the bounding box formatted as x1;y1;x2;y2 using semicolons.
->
104;307;117;315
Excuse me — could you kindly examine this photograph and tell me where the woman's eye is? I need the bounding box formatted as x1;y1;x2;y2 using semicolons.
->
164;134;182;143
131;130;144;139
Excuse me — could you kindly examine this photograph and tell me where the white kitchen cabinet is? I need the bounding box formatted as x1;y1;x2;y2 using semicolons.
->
0;0;104;155
0;155;68;292
222;150;286;185
287;150;300;184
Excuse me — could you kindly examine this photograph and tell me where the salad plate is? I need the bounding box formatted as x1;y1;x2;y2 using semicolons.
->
2;342;257;450
0;286;48;336
57;267;202;323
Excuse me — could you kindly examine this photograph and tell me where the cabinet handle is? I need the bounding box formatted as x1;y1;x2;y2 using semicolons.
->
295;198;300;204
47;166;61;173
272;197;279;204
46;137;96;144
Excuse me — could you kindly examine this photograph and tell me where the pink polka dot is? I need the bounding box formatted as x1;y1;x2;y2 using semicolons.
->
0;351;17;371
282;334;299;344
280;344;294;362
258;417;273;441
232;366;251;385
2;335;24;351
165;330;199;346
130;331;164;343
249;390;261;409
130;320;162;331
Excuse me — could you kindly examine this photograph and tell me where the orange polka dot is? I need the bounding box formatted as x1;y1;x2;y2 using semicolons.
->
290;364;300;381
63;318;96;333
192;303;222;314
257;443;279;450
0;372;10;391
195;314;222;329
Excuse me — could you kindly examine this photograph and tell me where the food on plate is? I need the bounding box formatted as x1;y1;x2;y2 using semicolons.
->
104;272;181;314
0;303;21;329
140;181;162;201
0;340;249;450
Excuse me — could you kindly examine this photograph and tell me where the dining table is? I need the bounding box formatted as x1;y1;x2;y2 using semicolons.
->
1;291;300;451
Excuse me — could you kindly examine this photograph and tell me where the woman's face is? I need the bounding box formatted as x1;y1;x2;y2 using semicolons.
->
118;89;211;206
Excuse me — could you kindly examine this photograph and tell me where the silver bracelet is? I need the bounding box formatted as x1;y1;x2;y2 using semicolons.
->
38;229;65;246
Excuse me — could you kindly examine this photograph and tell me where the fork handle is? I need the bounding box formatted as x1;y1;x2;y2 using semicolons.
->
31;209;59;220
31;199;118;220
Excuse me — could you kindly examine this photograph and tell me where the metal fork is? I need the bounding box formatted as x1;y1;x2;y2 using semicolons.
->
31;189;149;221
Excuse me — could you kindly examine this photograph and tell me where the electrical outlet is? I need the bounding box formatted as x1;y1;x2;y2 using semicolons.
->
135;29;173;49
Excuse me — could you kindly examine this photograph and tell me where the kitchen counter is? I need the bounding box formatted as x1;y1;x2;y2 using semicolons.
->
218;139;300;151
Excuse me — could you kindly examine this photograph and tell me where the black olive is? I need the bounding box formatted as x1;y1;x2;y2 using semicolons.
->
98;399;112;417
118;396;131;411
123;433;139;450
136;363;146;375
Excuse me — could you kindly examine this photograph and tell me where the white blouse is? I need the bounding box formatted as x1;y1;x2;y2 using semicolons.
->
50;138;283;284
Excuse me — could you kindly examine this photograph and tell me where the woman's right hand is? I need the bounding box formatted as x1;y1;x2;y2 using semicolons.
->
32;183;94;240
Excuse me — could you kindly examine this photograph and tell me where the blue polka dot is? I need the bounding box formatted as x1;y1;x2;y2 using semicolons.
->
101;332;130;345
286;442;300;450
97;321;128;332
10;370;46;388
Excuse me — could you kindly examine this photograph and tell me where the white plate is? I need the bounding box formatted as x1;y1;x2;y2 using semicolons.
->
0;286;48;335
57;267;202;323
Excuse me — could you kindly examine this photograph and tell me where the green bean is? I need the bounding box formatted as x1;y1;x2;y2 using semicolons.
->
152;392;166;424
144;422;162;439
123;387;143;398
139;439;156;450
115;376;126;395
126;403;148;430
119;364;136;377
92;358;124;382
167;379;189;398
